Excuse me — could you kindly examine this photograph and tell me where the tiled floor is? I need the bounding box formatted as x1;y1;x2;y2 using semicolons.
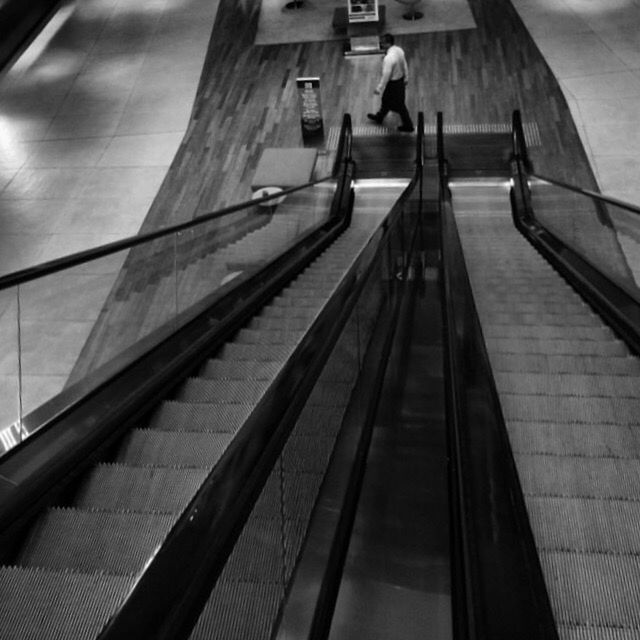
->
511;0;640;205
0;0;219;276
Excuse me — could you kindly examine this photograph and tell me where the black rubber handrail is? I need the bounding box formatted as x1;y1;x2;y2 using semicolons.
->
439;112;559;640
511;109;532;173
528;172;640;216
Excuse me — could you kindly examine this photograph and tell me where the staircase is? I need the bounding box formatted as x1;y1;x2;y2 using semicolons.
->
450;178;640;639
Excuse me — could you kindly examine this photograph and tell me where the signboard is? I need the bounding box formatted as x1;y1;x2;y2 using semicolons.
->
348;0;379;23
296;77;324;140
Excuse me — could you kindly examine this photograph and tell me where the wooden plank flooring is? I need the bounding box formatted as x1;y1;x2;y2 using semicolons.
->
142;0;597;228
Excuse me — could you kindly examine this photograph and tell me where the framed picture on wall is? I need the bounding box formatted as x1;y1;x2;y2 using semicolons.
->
347;0;379;23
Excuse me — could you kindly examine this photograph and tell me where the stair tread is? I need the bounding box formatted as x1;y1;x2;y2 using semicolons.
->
18;509;177;573
0;567;134;640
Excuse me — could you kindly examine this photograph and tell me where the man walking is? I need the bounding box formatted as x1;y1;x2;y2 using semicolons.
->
368;33;414;132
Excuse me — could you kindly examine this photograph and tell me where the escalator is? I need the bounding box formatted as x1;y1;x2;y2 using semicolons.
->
0;115;422;639
450;177;640;637
439;111;640;639
3;108;639;640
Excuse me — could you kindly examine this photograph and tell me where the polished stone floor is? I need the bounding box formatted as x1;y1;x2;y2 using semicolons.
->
511;0;640;205
0;0;219;275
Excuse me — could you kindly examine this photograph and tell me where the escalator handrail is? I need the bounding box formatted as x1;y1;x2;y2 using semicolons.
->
511;109;532;172
0;120;353;293
509;109;640;355
439;112;560;640
527;172;640;216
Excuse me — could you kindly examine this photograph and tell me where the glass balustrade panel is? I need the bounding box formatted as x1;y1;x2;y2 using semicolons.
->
175;182;337;315
530;179;640;301
0;287;21;454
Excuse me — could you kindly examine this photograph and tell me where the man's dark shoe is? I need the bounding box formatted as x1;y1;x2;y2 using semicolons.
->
367;113;382;124
398;125;414;132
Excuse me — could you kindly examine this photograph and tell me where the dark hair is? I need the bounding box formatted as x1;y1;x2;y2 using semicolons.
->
381;33;394;46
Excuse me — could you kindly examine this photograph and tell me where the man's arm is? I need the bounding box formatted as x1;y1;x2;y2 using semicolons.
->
375;55;392;94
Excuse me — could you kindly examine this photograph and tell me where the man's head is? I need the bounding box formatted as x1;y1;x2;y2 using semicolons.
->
380;33;394;50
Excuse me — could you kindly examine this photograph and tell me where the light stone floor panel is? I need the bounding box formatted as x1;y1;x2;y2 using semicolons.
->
510;0;640;205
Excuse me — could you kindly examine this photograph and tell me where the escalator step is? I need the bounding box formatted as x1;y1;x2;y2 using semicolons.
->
489;353;640;375
527;496;640;554
501;394;640;424
258;305;320;320
116;430;233;467
219;517;282;581
218;342;295;361
476;300;589;314
494;371;640;397
0;567;134;640
283;435;337;474
483;324;613;340
270;295;324;308
485;337;627;357
540;552;640;630
178;378;269;403
234;328;305;345
219;517;308;583
480;311;603;327
508;421;640;458
516;455;640;500
149;401;253;431
17;509;177;574
74;464;209;512
248;316;313;332
199;359;282;380
188;582;281;640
